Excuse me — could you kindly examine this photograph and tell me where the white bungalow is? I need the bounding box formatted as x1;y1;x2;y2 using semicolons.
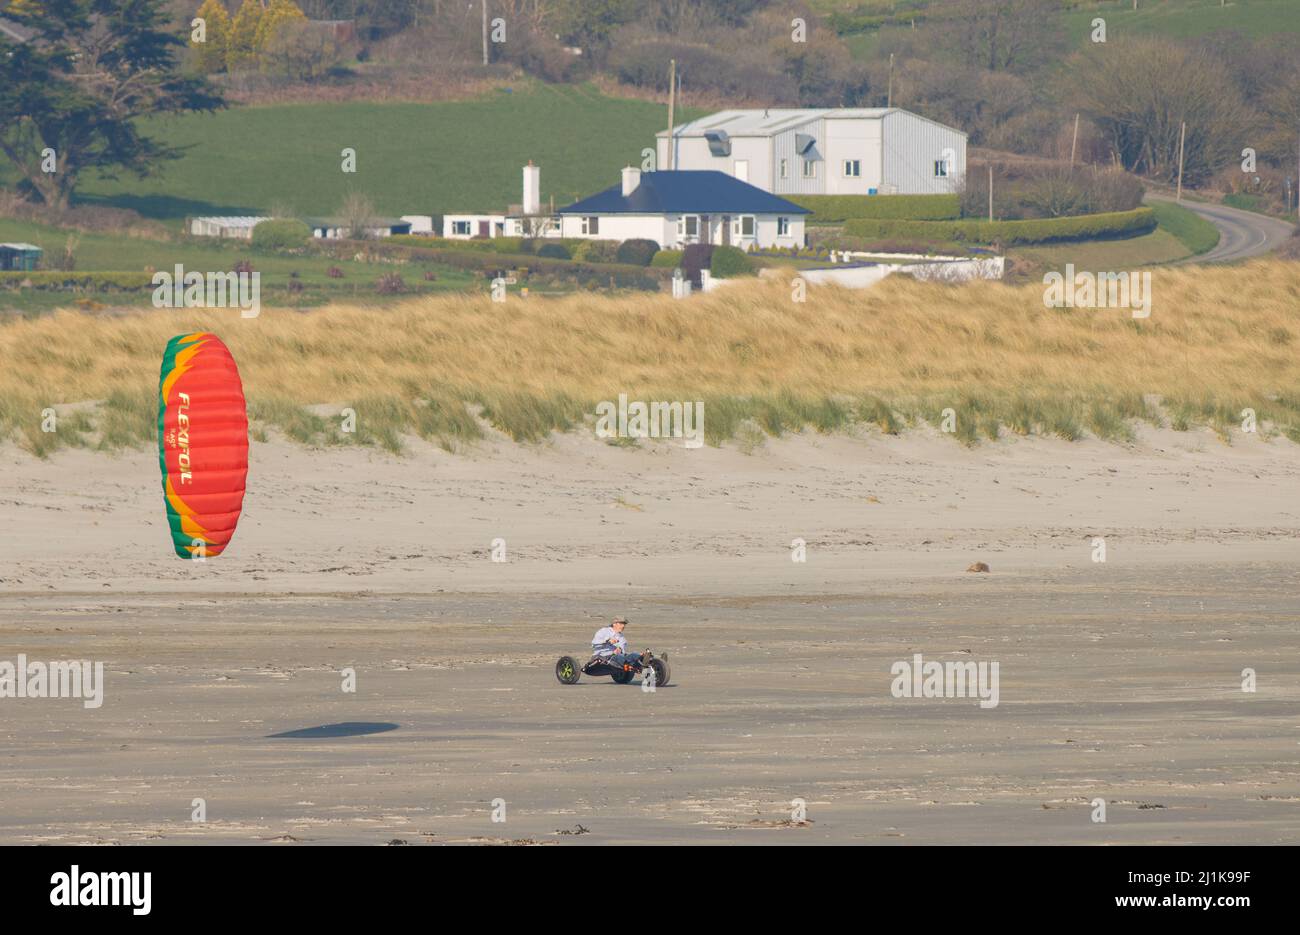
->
556;168;809;250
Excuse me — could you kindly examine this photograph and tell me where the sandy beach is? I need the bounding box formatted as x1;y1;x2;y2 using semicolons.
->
2;424;1298;844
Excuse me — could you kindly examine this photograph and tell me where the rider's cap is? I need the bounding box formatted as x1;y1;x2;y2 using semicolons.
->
613;616;629;625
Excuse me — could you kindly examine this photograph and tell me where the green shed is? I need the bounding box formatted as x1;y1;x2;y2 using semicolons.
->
0;243;43;271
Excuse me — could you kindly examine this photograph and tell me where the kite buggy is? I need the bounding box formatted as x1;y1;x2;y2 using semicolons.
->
555;650;670;687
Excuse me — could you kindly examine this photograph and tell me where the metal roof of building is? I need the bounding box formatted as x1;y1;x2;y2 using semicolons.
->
659;107;966;139
191;216;270;227
558;171;810;216
660;108;899;138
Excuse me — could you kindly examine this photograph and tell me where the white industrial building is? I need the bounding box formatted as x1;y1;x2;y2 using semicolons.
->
656;108;966;196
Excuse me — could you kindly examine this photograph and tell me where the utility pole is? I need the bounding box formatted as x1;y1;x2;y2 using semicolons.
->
1069;113;1080;170
887;53;894;108
666;59;676;171
482;0;489;67
988;164;993;222
1176;120;1187;201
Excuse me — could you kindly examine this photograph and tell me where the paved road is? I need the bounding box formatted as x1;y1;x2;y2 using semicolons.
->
1146;193;1295;263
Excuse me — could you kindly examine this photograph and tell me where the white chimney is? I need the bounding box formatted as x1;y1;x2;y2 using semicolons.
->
522;161;540;215
622;166;641;196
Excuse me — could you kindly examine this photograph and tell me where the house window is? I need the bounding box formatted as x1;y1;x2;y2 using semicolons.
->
452;220;471;236
581;216;599;235
777;217;790;237
678;215;699;239
802;159;816;178
843;160;860;178
779;159;789;179
740;215;755;238
934;159;949;178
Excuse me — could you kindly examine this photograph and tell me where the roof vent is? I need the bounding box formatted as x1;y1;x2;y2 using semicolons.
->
704;129;731;157
795;133;816;155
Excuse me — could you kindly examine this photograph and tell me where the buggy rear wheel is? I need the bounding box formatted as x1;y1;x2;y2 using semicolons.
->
556;655;580;685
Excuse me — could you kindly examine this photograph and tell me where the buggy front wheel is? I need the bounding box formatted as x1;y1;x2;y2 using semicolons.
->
556;656;581;685
648;657;670;688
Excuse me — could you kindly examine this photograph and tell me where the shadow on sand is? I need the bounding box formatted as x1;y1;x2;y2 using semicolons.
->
267;722;399;739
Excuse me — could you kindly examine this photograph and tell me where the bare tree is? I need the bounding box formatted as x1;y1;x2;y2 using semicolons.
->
1066;37;1256;185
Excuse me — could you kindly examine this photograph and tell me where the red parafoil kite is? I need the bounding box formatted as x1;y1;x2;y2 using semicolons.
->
157;332;248;559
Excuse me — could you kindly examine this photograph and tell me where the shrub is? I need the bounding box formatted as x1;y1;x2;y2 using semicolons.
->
375;273;405;294
681;244;715;287
710;245;755;278
251;218;311;251
234;259;255;275
491;237;526;254
651;249;684;268
536;242;572;260
615;239;660;266
580;240;621;263
0;270;154;290
788;194;961;222
842;208;1157;245
327;266;344;278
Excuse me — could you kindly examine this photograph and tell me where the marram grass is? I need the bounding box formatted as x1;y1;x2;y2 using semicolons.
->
2;261;1299;456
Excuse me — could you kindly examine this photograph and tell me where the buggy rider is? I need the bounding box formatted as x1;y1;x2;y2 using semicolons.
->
591;616;641;669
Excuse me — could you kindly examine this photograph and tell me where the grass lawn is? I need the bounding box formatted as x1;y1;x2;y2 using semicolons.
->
1011;227;1190;272
28;84;705;225
1147;201;1221;254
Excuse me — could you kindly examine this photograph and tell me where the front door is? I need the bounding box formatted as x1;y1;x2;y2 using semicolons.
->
478;220;490;238
722;215;731;246
700;214;711;244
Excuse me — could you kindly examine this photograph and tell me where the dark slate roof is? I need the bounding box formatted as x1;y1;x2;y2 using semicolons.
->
558;171;810;216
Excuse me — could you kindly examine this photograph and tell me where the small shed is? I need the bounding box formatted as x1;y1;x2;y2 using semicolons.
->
0;242;43;271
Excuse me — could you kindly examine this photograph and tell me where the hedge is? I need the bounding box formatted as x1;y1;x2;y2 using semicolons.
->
789;193;961;223
0;271;154;290
650;249;683;268
710;245;755;277
842;207;1157;245
536;242;571;259
319;240;673;289
251;219;311;251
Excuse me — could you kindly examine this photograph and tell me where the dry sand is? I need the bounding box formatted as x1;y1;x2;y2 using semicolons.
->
2;424;1298;844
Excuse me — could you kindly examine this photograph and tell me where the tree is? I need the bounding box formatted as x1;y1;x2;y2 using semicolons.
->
256;0;308;54
0;0;224;211
193;0;234;74
549;0;638;51
1066;37;1255;185
228;0;266;69
937;0;1063;75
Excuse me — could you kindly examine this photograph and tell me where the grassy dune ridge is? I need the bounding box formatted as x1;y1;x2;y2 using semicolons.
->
2;261;1298;455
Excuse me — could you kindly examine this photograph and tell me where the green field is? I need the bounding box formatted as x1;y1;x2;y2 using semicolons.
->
26;84;703;225
821;0;1300;54
1057;0;1300;42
